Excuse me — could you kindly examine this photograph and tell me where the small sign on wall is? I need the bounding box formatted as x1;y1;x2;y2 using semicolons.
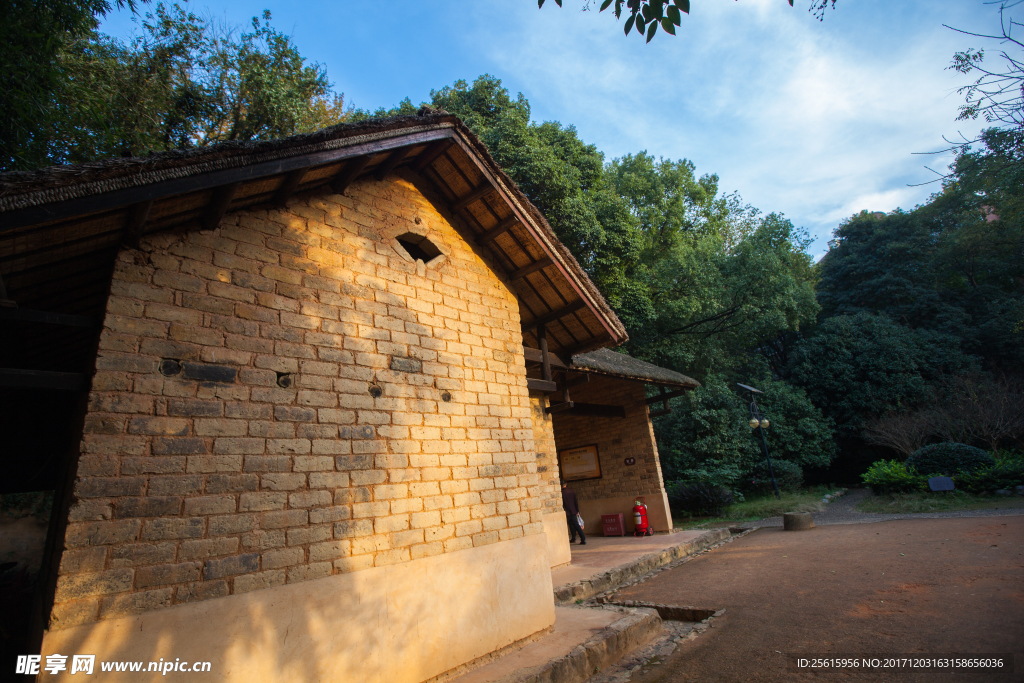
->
558;444;602;481
623;457;636;466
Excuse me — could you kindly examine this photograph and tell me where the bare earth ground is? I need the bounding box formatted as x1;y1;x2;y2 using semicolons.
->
614;517;1024;682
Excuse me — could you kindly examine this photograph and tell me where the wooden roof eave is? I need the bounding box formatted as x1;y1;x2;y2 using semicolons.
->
444;134;624;348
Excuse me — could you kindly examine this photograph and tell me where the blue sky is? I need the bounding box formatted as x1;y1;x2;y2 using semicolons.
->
100;1;997;257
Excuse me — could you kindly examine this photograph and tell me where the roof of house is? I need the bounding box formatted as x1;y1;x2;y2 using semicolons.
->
0;108;627;371
570;348;700;389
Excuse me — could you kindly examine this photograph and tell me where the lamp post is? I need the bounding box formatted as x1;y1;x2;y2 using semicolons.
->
738;383;781;500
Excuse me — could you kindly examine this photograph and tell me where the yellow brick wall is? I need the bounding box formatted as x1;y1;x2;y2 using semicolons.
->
53;170;545;629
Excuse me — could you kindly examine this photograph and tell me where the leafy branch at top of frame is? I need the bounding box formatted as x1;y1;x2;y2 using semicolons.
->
538;0;839;43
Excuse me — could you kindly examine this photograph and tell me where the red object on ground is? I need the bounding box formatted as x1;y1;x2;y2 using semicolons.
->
601;513;625;536
632;497;652;536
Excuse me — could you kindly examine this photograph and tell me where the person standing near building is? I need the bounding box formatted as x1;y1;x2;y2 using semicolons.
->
561;480;586;545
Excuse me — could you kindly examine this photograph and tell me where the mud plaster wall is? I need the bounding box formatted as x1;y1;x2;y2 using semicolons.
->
51;170;557;631
551;377;672;533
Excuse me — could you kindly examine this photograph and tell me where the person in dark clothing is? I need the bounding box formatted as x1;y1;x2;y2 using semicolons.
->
561;481;586;544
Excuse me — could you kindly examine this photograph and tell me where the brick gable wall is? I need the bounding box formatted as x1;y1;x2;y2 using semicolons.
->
52;171;554;629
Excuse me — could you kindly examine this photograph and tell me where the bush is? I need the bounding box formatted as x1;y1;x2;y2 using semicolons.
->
667;481;735;517
954;461;1024;493
906;442;994;476
744;459;804;494
861;460;927;493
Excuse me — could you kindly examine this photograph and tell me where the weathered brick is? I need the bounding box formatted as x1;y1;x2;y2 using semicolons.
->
239;491;287;512
141;517;205;540
183;495;237;515
168;399;224;417
59;546;109;575
209;514;258;536
334;454;374;471
233;569;286;594
50;599;101;629
286;525;332;546
108;542;177;568
204;553;259;579
261;509;308;529
308;472;349;489
179;537;240;560
176;580;230;603
334;519;373;539
205;474;260;493
54;568;134;601
288;490;331;508
148;474;204;496
152;438;208;455
75;477;146;498
113;497;182;518
259;472;306;490
262;547;304;570
135;562;202;588
243;455;292;472
65;519;142;548
273;406;316;422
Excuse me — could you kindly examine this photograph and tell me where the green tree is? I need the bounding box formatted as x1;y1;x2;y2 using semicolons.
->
816;130;1024;369
4;2;349;170
654;373;834;485
789;312;976;439
0;0;142;170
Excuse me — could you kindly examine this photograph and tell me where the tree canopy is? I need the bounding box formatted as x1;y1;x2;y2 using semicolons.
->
1;2;349;171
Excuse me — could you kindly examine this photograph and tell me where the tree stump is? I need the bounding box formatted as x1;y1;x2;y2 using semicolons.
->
783;512;815;531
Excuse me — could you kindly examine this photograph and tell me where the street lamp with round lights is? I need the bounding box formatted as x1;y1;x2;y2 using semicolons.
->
738;383;781;500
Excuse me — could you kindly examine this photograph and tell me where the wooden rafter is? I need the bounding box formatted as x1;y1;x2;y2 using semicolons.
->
331;156;373;195
272;169;308;207
202;183;240;231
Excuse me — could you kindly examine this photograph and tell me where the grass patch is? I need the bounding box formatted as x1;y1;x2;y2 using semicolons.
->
673;486;838;529
856;490;1024;514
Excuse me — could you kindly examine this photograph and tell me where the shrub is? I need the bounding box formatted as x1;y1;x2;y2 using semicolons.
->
744;459;804;494
667;481;735;517
861;460;927;494
954;461;1024;493
906;442;994;476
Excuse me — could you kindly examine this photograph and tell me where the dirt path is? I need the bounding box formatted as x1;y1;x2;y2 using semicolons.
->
615;517;1024;682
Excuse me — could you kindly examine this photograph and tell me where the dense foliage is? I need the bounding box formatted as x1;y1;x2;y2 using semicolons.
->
860;460;925;494
1;2;348;171
905;442;995;477
665;480;734;517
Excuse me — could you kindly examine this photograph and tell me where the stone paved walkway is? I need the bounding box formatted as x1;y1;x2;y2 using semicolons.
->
741;487;1024;528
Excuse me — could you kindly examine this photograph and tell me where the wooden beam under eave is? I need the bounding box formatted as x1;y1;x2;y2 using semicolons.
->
374;147;410;181
526;378;558;393
522;300;587;331
413;139;453;172
202;183;240;231
272;169;307;207
644;388;690;405
509;257;553;281
522;347;568;369
451;184;495;212
122;199;153;248
331;155;373;195
477;216;519;245
545;401;575;414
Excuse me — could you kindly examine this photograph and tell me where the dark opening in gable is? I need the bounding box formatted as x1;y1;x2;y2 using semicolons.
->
396;233;442;263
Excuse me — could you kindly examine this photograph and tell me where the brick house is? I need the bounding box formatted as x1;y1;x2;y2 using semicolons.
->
0;110;695;681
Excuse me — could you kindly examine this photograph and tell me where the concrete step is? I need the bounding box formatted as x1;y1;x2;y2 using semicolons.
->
553;528;730;604
447;606;664;683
